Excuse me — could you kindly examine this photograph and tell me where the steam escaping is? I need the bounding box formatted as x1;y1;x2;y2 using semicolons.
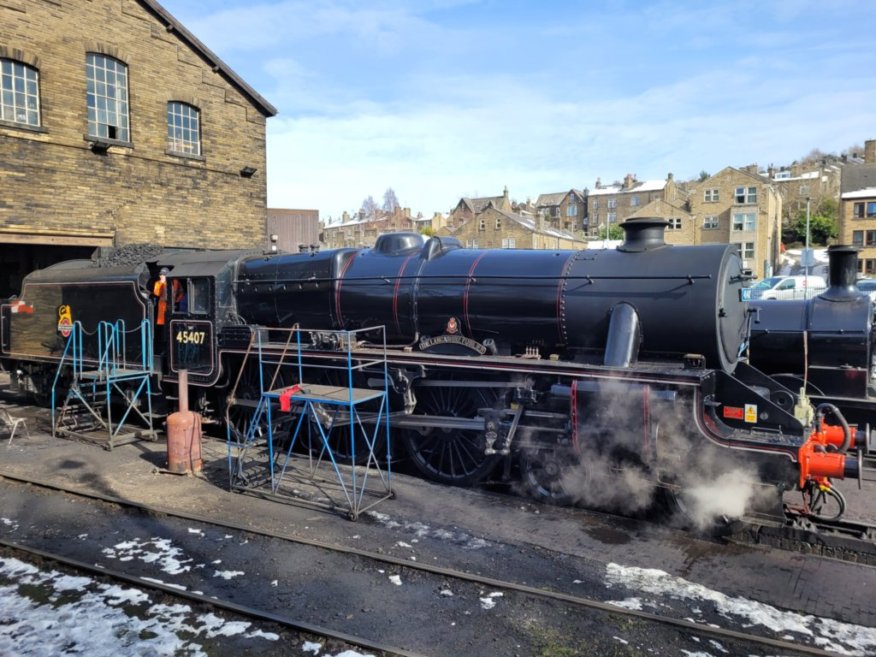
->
513;378;783;526
679;470;771;531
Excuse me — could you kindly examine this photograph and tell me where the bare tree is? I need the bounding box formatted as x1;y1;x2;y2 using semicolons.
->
361;195;379;218
382;188;400;213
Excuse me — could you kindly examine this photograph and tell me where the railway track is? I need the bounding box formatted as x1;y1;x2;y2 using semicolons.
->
0;471;870;657
0;539;412;657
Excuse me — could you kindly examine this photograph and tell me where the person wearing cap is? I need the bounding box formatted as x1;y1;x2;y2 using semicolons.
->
153;267;170;326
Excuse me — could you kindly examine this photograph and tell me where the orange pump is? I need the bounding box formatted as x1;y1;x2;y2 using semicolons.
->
797;418;851;490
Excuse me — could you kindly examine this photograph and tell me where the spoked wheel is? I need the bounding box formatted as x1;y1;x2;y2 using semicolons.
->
519;447;583;506
401;382;501;486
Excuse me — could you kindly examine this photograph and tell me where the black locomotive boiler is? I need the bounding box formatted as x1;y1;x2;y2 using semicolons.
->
0;219;867;519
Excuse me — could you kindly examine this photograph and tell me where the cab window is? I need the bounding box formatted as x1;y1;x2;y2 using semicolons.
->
777;279;795;290
188;278;210;314
172;278;210;315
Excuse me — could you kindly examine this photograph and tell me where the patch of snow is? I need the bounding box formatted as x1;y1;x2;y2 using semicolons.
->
607;597;644;610
606;562;876;656
479;591;503;610
214;570;245;580
0;556;276;657
388;574;402;586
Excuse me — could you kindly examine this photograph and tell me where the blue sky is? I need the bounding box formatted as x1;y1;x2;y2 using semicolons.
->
159;0;876;221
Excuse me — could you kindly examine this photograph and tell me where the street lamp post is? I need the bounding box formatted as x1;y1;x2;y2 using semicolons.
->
804;197;811;300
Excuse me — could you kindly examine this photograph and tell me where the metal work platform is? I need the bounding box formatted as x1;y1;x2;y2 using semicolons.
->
52;320;157;450
227;326;393;519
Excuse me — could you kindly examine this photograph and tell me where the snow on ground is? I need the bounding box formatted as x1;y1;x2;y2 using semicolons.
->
605;562;876;656
0;556;277;657
365;510;490;550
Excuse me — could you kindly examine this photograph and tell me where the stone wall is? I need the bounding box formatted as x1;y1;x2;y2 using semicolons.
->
0;0;271;250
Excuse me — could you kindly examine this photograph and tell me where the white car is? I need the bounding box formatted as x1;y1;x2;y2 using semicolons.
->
746;275;827;300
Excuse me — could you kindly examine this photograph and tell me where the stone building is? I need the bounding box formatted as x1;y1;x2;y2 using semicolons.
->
839;139;876;275
451;206;585;250
322;208;418;249
0;0;276;297
446;187;513;231
586;173;680;238
770;162;842;226
534;189;587;234
684;166;783;278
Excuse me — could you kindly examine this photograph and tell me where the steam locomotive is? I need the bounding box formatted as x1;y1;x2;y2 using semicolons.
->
1;218;869;519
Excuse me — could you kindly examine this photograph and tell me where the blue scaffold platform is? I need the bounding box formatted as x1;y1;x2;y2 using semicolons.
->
52;319;157;450
226;325;393;520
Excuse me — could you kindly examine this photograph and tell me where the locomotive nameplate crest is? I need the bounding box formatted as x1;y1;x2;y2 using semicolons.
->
57;305;73;338
419;334;488;355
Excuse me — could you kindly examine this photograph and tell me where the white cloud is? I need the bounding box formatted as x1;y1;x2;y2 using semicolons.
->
160;0;876;219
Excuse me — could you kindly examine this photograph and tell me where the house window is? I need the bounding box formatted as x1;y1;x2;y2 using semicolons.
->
799;184;809;195
550;207;559;218
630;196;640;207
703;215;719;229
478;219;485;231
467;239;478;248
853;202;876;218
733;241;755;264
607;199;617;209
666;218;682;230
735;186;757;204
852;230;876;247
167;101;201;155
607;212;616;223
592;199;599;210
732;212;756;231
704;188;719;202
495;217;502;230
0;59;40;126
861;259;876;276
566;204;577;217
501;237;516;249
86;53;129;141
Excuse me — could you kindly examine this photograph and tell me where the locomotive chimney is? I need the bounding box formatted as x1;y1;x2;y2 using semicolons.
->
617;218;668;252
821;245;862;302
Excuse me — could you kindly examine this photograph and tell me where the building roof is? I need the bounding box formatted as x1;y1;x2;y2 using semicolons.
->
588;179;665;196
535;192;567;207
484;207;585;242
841;164;876;195
140;0;277;117
457;195;507;214
841;187;876;200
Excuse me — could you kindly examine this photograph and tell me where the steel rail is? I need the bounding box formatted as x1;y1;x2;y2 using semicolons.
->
0;537;423;657
0;470;847;657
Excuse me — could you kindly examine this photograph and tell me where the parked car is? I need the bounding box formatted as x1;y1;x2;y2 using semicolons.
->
745;275;827;300
856;278;876;301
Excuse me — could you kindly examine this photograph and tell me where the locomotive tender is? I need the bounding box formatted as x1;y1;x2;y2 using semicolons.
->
0;219;867;518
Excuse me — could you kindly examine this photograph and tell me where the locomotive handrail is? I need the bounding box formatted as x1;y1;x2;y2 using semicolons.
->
262;273;716;283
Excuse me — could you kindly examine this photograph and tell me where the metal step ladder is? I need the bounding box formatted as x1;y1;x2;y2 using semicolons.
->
52;320;158;450
227;325;393;519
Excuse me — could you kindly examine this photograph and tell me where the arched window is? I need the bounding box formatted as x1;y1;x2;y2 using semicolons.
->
167;101;201;155
86;53;129;141
0;59;40;126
